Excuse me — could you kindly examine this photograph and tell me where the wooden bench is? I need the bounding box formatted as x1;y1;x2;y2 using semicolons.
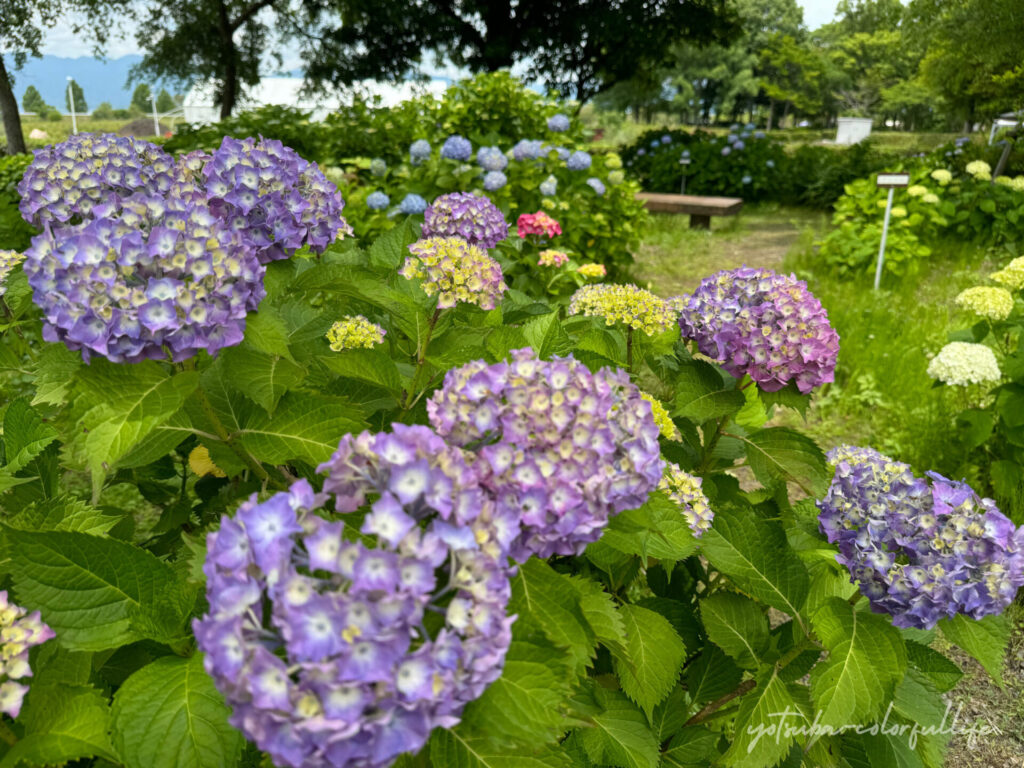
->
636;193;743;229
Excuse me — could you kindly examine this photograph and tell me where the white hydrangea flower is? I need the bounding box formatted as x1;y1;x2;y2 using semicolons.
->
990;257;1024;290
930;169;952;185
956;286;1014;321
966;160;991;180
907;184;928;197
927;342;1001;386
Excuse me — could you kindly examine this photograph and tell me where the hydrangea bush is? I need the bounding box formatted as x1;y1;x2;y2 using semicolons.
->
0;130;1017;768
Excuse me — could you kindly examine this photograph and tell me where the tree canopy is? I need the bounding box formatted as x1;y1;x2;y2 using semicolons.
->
65;78;88;113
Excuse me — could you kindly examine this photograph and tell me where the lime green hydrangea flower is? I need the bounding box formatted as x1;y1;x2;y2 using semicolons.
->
568;283;676;335
576;263;607;278
966;160;991;180
930;169;952;185
0;251;24;297
1010;176;1024;193
927;342;1000;386
660;463;713;536
607;170;625;186
604;153;623;170
955;286;1014;321
995;176;1013;186
907;184;928;197
400;236;507;310
641;392;679;440
890;206;908;218
990;257;1024;290
326;315;386;350
921;193;940;204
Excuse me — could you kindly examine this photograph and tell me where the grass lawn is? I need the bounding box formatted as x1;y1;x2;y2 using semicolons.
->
633;206;1024;766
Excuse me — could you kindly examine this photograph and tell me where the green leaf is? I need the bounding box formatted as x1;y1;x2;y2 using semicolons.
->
0;684;119;768
236;392;365;466
31;342;82;406
672;360;744;423
699;592;770;669
905;641;962;693
661;727;722;767
955;409;994;449
319;348;406;396
242;305;294;359
809;598;907;729
579;688;660;768
938;613;1009;686
523;312;572;358
508;559;595;671
701;504;810;621
571;576;627;653
759;384;811;417
6;495;120;536
601;491;699;563
841;732;924;768
685;644;742;705
369;217;418;268
459;639;574;744
428;729;572;768
3;527;180;651
736;427;829;496
647;685;689;743
220;346;306;414
612;604;686;717
719;668;804;768
734;385;769;429
3;397;57;473
111;654;243;768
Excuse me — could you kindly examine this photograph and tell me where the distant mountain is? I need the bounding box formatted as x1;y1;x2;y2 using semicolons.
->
9;55;156;112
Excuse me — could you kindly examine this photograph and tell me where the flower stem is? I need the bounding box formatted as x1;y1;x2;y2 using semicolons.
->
403;306;442;411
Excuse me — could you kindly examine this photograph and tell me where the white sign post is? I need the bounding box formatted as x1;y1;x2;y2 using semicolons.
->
66;77;77;135
873;173;910;290
151;92;160;137
679;155;691;194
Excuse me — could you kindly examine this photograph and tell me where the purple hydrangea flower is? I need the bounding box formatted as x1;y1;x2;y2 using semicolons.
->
727;133;738;142
195;426;517;768
586;177;606;196
547;114;570;132
428;349;664;560
566;151;592;171
366;191;390;210
200;137;350;264
817;446;1024;629
441;135;473;161
421;192;508;249
677;267;839;393
409;140;432;163
637;149;646;157
18;133;175;228
24;194;265;363
398;194;428;215
512;139;543;161
733;140;745;151
721;147;731;157
661;135;672;144
754;131;766;139
0;591;55;719
476;146;508;172
482;171;507;191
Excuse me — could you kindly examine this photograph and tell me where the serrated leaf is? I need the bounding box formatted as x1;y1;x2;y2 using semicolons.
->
428;729;572;768
508;559;595;671
700;592;770;669
319;348;406;396
735;427;829;496
938;613;1009;686
685;643;743;706
242;305;293;358
369;217;418;268
892;667;948;768
701;505;810;621
459;639;574;744
809;598;907;729
672;360;745;423
572;576;627;653
580;688;660;768
662;726;722;767
220;346;306;414
602;492;699;563
236;392;365;466
3;397;57;473
841;732;924;768
612;604;686;716
719;668;804;768
647;685;689;743
3;527;180;651
734;385;769;429
6;495;120;536
0;684;119;767
523;312;571;358
31;342;82;406
111;654;242;768
905;641;962;693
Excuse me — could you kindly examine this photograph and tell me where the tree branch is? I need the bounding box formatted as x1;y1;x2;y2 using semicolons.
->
684;679;757;726
230;0;280;33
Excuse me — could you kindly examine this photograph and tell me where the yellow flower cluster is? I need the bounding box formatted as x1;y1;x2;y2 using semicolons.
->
1009;176;1024;193
921;193;940;204
890;206;908;218
568;283;677;336
990;257;1024;290
0;251;24;297
604;153;623;170
537;249;568;267
930;169;952;185
189;445;227;478
907;184;928;197
955;286;1014;321
400;236;507;310
326;315;387;350
659;463;713;536
966;160;991;180
641;392;679;440
576;263;607;278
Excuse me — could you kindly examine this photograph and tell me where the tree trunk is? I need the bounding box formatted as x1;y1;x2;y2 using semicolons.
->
217;0;239;119
0;55;27;155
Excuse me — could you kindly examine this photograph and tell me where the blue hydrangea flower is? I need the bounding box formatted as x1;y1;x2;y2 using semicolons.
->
554;146;570;161
766;159;775;168
482;171;507;191
721;147;731;156
741;175;752;185
511;139;543;161
409;139;431;163
650;139;660;148
754;131;766;140
726;133;738;143
547;114;570;132
476;146;508;172
441;135;473;161
366;191;390;210
567;151;592;171
539;175;558;196
586;177;606;196
661;135;672;144
398;194;428;215
637;149;646;157
733;140;745;151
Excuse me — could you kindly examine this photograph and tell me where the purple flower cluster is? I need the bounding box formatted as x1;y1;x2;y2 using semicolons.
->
441;135;473;161
428;349;664;560
200;137;350;263
677;267;839;393
421;192;508;250
18;133;174;227
195;425;516;768
24;194;265;362
547;114;570;132
817;445;1024;629
0;591;55;719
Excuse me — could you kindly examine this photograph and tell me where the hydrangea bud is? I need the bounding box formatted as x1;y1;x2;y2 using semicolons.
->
326;316;386;350
660;464;713;536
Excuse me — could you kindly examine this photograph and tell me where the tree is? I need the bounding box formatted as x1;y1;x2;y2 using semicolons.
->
296;0;739;106
92;101;116;119
131;0;287;119
155;88;176;113
21;84;46;114
65;78;87;113
130;83;152;113
758;34;826;128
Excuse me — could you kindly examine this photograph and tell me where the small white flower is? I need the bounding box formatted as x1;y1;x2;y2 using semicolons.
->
927;342;1001;386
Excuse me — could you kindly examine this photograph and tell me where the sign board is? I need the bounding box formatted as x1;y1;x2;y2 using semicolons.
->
877;173;910;188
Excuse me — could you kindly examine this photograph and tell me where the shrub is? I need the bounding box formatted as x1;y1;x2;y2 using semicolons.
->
0;154;35;252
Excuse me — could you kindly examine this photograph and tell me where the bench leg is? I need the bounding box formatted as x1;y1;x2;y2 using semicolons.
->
690;214;711;230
